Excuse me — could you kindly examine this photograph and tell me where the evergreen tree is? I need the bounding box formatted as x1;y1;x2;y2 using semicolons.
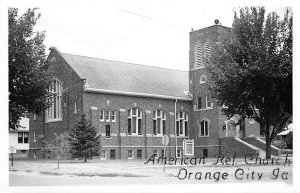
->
207;7;292;159
69;114;101;162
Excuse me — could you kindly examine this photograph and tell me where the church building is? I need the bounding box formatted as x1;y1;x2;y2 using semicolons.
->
29;23;279;159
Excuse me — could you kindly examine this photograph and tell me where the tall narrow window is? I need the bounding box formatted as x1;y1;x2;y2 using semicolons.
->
197;97;202;110
195;44;203;68
153;110;166;135
128;108;142;135
18;132;23;143
137;149;142;159
105;125;111;138
176;149;182;158
101;150;106;159
176;112;188;136
105;110;110;122
111;111;116;122
46;79;62;122
100;110;104;122
206;96;213;109
199;119;209;137
110;150;116;159
128;150;134;159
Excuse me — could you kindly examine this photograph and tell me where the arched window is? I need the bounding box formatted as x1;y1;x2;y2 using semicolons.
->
204;39;211;59
200;74;207;84
153;110;166;135
199;119;209;137
128;108;142;135
46;79;62;122
195;44;203;68
176;111;188;136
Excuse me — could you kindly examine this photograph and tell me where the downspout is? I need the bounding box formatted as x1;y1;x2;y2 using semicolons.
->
175;99;178;158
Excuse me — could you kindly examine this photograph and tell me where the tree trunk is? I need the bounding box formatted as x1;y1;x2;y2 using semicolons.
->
84;156;87;162
57;158;60;169
265;124;272;159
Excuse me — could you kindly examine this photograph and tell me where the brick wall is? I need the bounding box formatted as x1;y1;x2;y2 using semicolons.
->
29;49;84;157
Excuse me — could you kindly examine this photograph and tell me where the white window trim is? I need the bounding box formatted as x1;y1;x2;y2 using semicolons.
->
176;111;188;137
153;110;166;136
128;150;134;159
111;110;116;122
100;150;107;160
45;79;63;123
100;110;105;122
105;110;111;122
105;125;111;139
176;149;182;158
128;108;143;135
198;119;210;137
206;96;213;109
183;139;194;156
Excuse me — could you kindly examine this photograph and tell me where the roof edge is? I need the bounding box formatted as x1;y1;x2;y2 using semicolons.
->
49;47;84;80
85;87;192;101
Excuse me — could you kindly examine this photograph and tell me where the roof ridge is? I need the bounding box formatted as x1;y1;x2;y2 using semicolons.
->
61;52;188;72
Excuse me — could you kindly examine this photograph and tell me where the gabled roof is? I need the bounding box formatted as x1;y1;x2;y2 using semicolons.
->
58;50;191;100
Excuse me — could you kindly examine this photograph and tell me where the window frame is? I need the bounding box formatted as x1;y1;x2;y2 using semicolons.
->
137;149;142;159
45;79;63;123
111;110;116;122
176;111;188;137
197;97;202;110
128;149;134;159
153;110;166;135
184;139;194;156
176;149;182;158
199;119;209;137
110;149;116;160
100;150;107;160
100;110;105;122
18;132;29;144
105;110;110;122
105;125;111;138
206;96;213;109
128;108;143;135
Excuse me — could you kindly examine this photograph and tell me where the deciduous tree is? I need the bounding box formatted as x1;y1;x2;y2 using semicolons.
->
9;8;52;130
207;7;292;159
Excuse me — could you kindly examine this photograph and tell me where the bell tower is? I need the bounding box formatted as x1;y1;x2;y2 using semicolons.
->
189;21;231;111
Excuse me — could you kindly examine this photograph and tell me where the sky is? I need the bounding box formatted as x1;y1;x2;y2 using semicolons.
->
5;0;293;71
